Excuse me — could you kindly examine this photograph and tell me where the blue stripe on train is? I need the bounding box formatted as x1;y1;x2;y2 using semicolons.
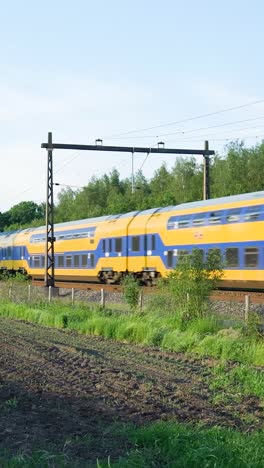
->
3;236;264;271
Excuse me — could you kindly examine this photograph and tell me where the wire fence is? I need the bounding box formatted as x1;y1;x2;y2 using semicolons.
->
0;282;263;325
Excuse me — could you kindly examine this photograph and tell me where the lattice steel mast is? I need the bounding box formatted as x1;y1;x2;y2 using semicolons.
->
42;135;214;287
45;132;55;287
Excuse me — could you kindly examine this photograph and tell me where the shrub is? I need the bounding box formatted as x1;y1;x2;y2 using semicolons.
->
121;275;140;311
158;249;223;321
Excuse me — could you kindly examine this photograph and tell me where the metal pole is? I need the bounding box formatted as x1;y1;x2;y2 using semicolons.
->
131;150;135;194
45;132;55;287
203;140;210;200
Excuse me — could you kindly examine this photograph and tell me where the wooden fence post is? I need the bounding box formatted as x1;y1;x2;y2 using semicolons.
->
138;291;143;310
100;288;105;308
28;284;31;302
71;288;75;305
48;286;52;303
245;295;250;321
8;286;12;300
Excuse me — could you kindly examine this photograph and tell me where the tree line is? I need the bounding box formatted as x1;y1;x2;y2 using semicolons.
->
1;140;264;231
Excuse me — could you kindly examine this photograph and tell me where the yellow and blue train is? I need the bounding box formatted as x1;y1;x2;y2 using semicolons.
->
1;190;264;289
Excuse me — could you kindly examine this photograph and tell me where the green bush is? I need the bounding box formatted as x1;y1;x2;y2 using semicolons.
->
156;249;223;321
121;275;140;311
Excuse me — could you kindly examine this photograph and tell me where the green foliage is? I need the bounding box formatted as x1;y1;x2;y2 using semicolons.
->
0;449;70;467
210;364;264;399
0;299;263;366
1;272;28;283
158;249;223;321
244;311;263;338
103;421;264;468
0;201;44;232
121;275;140;311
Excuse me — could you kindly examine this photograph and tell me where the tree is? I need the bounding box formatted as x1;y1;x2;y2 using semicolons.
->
8;201;44;227
0;212;11;232
171;157;203;203
55;188;78;222
149;163;176;207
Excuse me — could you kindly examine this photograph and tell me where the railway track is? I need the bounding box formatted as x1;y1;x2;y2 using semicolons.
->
32;279;264;303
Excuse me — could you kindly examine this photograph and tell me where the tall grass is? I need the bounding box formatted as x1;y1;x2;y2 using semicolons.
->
0;299;263;366
210;363;264;399
107;421;264;468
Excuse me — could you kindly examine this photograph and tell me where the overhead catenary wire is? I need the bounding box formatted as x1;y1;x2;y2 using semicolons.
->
5;99;264;211
104;98;264;138
108;115;264;141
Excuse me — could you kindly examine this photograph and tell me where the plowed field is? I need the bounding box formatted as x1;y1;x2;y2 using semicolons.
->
0;317;263;465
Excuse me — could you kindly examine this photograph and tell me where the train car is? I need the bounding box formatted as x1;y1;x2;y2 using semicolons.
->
0;231;23;274
1;190;264;289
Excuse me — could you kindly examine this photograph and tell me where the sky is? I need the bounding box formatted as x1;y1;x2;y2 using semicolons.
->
1;0;264;211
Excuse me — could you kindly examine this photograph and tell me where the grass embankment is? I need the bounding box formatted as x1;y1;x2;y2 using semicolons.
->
0;299;263;366
0;300;263;402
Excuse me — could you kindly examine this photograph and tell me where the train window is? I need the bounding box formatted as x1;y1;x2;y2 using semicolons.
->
226;248;239;267
244;206;261;222
102;239;106;253
41;256;45;268
192;214;206;226
178;216;191;229
81;255;87;267
58;255;64;267
244;247;259;267
90;254;95;268
132;236;140;252
209;211;223;224
167;215;191;229
226;208;241;223
33;256;40;268
167;251;173;268
66;255;72;267
152;235;156;251
115;238;122;253
7;247;12;258
167;218;178;229
109;239;112;253
74;255;79;267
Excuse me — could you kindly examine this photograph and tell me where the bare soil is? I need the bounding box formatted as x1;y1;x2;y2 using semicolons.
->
0;317;263;466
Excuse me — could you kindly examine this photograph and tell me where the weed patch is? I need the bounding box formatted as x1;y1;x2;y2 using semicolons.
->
98;421;264;468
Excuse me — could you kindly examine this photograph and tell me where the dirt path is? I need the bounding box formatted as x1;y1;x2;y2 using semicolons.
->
0;317;263;465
